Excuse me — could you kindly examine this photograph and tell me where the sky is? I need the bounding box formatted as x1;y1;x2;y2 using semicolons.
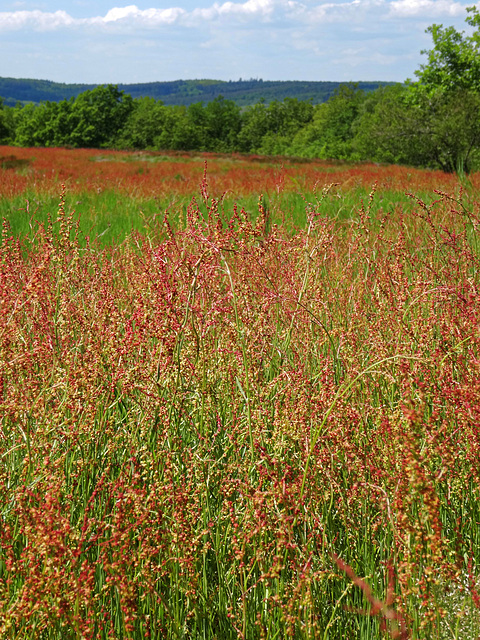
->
0;0;477;84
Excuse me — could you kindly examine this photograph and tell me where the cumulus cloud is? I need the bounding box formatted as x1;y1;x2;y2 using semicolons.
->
96;5;186;24
0;9;75;31
0;0;472;32
0;1;289;31
308;0;365;22
389;0;465;17
189;0;279;24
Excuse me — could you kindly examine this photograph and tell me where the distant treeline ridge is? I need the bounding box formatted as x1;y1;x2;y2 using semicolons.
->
0;77;393;108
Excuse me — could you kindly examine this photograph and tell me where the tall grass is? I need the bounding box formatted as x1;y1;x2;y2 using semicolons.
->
0;184;461;247
1;181;480;639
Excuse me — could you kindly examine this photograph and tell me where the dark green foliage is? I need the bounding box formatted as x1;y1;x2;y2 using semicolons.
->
0;76;391;107
237;97;315;154
114;97;166;150
353;85;480;174
293;84;366;160
14;100;71;147
409;88;480;173
0;77;96;107
13;85;134;149
0;97;14;143
412;6;480;94
199;96;242;151
67;85;134;148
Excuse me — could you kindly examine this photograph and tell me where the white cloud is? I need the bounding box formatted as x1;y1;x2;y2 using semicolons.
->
189;0;279;23
0;9;75;30
0;1;292;31
389;0;465;17
308;0;364;22
217;0;276;17
98;5;186;24
0;0;472;33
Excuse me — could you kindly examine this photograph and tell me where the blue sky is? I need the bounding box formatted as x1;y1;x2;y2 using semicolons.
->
0;0;476;84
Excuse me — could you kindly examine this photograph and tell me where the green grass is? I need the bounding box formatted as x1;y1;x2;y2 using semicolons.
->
0;186;450;247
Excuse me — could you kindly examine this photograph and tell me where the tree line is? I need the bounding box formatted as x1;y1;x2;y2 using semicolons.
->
0;77;392;108
1;8;479;174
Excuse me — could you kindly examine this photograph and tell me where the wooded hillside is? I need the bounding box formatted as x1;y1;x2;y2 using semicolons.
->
0;77;394;107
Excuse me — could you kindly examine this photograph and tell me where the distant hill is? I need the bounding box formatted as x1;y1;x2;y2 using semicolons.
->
0;77;397;107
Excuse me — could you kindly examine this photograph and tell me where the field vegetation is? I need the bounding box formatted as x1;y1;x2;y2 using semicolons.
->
2;9;480;638
1;146;480;639
0;146;469;241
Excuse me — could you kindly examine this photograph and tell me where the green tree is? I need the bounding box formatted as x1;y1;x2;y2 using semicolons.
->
202;96;241;152
407;6;480;172
353;84;480;173
14;100;65;147
0;98;14;143
68;85;134;148
413;88;480;173
292;85;365;160
238;98;314;155
353;8;480;173
167;105;203;150
117;97;168;150
13;86;134;149
413;6;480;94
352;85;412;165
237;101;269;153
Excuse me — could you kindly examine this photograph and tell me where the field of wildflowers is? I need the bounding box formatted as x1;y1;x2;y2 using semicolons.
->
0;146;470;198
1;147;480;639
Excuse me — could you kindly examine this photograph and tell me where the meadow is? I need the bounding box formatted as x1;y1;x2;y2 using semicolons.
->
1;146;480;639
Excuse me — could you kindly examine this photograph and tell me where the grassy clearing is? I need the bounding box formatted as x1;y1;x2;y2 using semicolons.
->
1;172;480;638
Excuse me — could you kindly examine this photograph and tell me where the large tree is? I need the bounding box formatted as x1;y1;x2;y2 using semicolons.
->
407;6;480;173
354;7;480;173
117;97;169;150
413;6;480;94
67;85;134;148
13;85;134;149
293;84;365;160
353;85;480;173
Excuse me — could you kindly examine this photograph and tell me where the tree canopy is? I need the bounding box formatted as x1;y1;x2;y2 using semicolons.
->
413;6;480;94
